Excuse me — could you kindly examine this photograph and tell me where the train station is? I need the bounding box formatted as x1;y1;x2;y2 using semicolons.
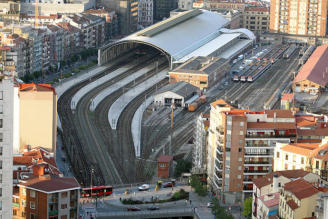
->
98;9;256;68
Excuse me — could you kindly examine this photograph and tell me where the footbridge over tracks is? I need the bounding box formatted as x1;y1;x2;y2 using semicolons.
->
98;9;256;69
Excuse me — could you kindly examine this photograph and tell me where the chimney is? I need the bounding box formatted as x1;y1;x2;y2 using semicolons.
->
32;165;45;177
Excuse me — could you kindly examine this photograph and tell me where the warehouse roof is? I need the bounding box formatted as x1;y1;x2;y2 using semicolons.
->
155;81;199;99
104;9;255;63
294;44;328;87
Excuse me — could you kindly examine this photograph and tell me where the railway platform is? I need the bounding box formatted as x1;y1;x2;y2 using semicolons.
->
108;69;168;129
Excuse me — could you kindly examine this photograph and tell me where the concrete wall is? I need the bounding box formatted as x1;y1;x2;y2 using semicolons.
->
19;90;57;152
154;91;184;107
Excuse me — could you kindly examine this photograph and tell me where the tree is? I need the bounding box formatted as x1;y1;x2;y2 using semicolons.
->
190;175;207;197
212;197;234;219
174;159;191;178
243;197;252;219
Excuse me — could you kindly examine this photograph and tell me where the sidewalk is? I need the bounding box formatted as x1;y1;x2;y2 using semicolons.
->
189;191;213;219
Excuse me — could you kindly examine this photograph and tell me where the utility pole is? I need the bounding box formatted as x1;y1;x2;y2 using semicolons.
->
169;103;175;156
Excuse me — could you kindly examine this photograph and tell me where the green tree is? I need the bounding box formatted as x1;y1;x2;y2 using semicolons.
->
211;197;234;219
243;197;252;219
174;159;191;178
190;175;207;197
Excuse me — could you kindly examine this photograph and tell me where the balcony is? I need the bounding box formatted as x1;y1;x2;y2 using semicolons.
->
244;161;271;166
217;146;223;154
216;157;223;163
244;153;273;158
244;169;270;175
245;144;271;148
216;127;224;135
12;202;19;208
246;134;296;139
243;185;253;193
49;210;58;216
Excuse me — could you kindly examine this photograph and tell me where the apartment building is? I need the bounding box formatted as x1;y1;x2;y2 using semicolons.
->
252;169;322;219
97;0;138;35
19;83;57;152
207;99;296;203
279;179;319;219
56;22;82;60
296;114;328;142
153;0;178;22
274;137;328;181
243;6;269;34
192;113;210;174
14;167;80;219
0;73;19;218
316;189;328;219
169;56;230;91
204;0;246;12
269;0;328;36
138;0;153;27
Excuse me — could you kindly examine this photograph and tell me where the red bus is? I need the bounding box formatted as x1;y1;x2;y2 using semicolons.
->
81;185;113;197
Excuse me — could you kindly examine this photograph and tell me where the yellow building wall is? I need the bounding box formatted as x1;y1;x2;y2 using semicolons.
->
293;80;322;93
169;72;208;90
19;91;57;152
294;194;318;219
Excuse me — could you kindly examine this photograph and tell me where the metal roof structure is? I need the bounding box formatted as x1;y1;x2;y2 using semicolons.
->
101;9;255;66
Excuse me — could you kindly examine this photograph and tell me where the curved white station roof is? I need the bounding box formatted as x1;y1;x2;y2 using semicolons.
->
117;9;230;61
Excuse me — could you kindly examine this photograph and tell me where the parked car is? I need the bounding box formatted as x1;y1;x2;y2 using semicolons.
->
127;207;141;211
163;182;173;188
138;184;150;191
207;202;214;208
147;206;160;211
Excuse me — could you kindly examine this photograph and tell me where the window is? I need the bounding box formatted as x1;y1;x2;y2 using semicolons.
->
61;192;68;198
21;200;26;207
0;174;2;183
30;213;36;219
293;155;296;162
0;160;2;169
30;201;35;209
301;157;304;164
0;201;2;210
61;204;67;209
0;91;3;100
61;216;67;219
30;190;35;198
240;131;243;135
316;161;320;169
22;188;26;196
285;164;288;169
160;163;165;168
278;182;281;187
0;105;2;114
0;119;2;128
237;175;241;179
238;166;242;171
0;133;2;142
0;147;2;156
238;148;242;152
285;154;288;160
240;122;244;126
0;188;2;197
277;152;280;158
238;157;242;162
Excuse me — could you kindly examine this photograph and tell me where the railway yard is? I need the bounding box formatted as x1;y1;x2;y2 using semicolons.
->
57;43;309;187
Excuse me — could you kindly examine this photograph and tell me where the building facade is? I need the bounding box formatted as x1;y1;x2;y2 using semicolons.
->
153;0;178;22
269;0;328;36
138;0;153;27
157;155;173;178
97;0;138;35
178;0;194;10
0;74;17;218
208;100;296;203
192;113;209;174
243;6;269;35
19;83;57;152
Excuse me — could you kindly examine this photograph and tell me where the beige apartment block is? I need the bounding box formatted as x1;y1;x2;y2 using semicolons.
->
270;0;328;36
19;83;57;152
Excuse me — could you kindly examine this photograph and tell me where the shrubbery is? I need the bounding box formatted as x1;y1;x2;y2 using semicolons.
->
190;175;207;196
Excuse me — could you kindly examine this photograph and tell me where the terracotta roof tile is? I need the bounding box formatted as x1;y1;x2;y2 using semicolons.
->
259;192;280;207
247;122;296;130
284;179;319;200
19;83;56;94
20;176;80;193
210;99;232;108
286;199;299;210
158;155;173;163
245;6;269;12
294;44;328;87
281;93;294;101
280;143;319;156
264;110;295;118
253;170;310;189
13;156;33;166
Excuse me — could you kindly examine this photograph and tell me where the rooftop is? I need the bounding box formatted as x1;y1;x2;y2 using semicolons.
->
20;175;80;193
253;169;310;189
259;192;280;208
246;122;296;130
286;199;299;210
294;44;328;87
283;178;319;200
158;155;173;163
155;81;199;99
19;83;56;94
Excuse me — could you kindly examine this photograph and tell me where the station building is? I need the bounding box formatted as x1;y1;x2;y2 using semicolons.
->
293;44;328;94
169;56;230;91
99;9;256;69
154;81;199;107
